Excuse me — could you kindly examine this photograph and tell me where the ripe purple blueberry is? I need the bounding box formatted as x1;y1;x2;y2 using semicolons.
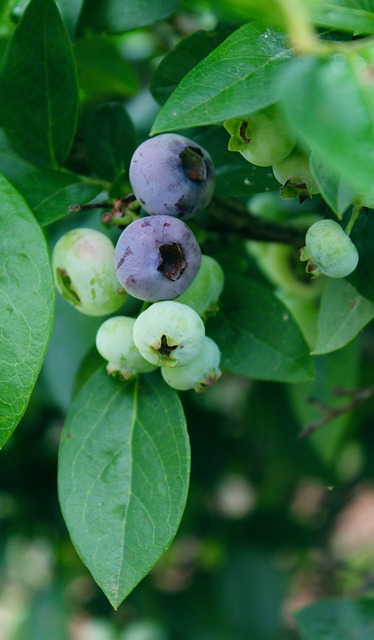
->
114;215;202;301
129;133;215;219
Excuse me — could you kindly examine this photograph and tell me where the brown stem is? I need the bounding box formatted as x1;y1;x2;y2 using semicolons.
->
204;198;307;247
299;385;374;440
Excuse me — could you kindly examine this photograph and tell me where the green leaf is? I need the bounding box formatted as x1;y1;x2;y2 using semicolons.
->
0;0;78;169
0;130;102;222
0;129;35;181
195;126;279;197
12;0;85;37
56;0;85;37
207;274;314;382
150;29;232;105
79;0;179;33
280;46;374;194
58;369;190;608
309;0;374;35
151;23;292;134
295;598;374;639
313;279;374;354
11;169;103;226
85;103;137;182
74;36;139;99
310;153;354;218
348;209;374;300
0;174;55;446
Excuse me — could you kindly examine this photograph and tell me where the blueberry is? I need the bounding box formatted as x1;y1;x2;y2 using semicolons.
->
129;133;215;219
272;149;319;199
52;228;126;316
96;316;157;379
132;301;205;367
174;254;224;318
224;104;296;167
114;215;202;301
161;336;221;392
300;219;359;278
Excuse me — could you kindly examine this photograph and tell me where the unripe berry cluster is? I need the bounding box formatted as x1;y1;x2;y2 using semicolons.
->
224;104;318;200
96;302;222;392
223;105;359;280
52;134;223;393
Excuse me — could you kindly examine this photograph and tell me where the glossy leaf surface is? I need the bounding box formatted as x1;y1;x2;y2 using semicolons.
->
208;274;314;382
0;0;78;168
0;174;54;446
58;369;190;608
152;23;291;134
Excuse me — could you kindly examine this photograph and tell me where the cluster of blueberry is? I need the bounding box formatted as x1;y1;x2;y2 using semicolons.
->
224;104;359;278
52;134;223;393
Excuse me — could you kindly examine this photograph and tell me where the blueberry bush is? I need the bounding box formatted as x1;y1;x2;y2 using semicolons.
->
2;0;374;637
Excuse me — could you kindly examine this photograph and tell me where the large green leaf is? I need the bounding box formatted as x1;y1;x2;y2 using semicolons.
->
79;0;179;33
12;0;85;37
295;598;374;639
313;279;374;354
0;0;78;168
151;23;292;134
58;369;190;608
74;36;139;99
207;274;314;382
310;153;354;218
0;129;35;181
11;170;103;226
0;174;55;446
85;103;137;182
0;131;102;224
280;44;374;194
308;0;374;35
150;29;232;106
56;0;85;36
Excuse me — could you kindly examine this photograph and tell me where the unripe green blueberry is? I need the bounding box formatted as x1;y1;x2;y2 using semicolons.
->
272;149;319;199
133;301;205;367
52;228;125;316
300;219;359;278
224;104;296;167
161;336;221;392
174;255;224;318
96;316;157;379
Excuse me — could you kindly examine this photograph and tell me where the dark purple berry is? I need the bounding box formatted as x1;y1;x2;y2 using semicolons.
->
129;133;215;219
114;215;202;301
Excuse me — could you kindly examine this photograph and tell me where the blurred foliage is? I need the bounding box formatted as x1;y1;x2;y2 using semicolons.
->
1;0;374;638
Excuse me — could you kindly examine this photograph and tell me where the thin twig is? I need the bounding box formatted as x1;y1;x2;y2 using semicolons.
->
299;385;374;439
204;197;307;247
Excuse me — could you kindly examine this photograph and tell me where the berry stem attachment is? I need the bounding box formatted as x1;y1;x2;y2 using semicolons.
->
344;205;361;236
68;200;114;213
68;195;140;228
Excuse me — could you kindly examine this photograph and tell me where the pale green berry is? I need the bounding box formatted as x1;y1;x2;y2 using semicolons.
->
300;219;359;278
161;336;221;392
273;149;319;199
96;316;157;379
52;228;126;316
224;104;296;167
133;301;205;367
174;255;224;317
